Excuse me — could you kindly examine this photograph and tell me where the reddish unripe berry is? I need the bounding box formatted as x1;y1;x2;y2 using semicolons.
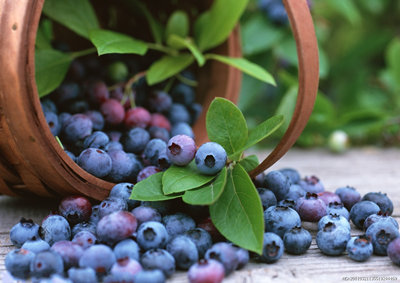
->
100;99;125;125
296;192;327;222
188;259;225;283
86;80;109;104
124;107;151;129
96;211;138;245
150;113;171;131
59;196;92;225
317;191;342;206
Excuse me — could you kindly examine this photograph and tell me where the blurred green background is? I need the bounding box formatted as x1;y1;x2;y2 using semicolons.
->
239;0;400;150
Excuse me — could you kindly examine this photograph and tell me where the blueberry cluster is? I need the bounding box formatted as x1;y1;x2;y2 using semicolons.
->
256;168;399;263
41;55;217;183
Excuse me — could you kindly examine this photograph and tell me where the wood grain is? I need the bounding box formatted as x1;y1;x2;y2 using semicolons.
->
1;148;400;282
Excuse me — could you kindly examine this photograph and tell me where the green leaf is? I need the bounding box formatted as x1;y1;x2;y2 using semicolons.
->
166;11;189;41
386;38;400;89
195;0;248;51
210;164;264;254
326;0;361;25
162;162;216;195
206;98;248;160
35;49;72;97
238;155;259;172
130;172;182;201
147;54;194;85
275;86;298;132
205;54;276;86
36;19;53;49
89;29;148;56
42;0;99;39
168;35;205;66
182;167;227;205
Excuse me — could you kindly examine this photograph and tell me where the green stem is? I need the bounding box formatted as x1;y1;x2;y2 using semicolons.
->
163;77;176;93
70;47;97;59
176;73;198;87
147;43;179;56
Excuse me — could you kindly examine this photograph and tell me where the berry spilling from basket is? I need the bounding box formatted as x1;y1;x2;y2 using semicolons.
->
5;166;399;282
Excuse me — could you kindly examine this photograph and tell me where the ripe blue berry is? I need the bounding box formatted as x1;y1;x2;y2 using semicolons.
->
184;228;213;258
59;195;92;225
335;186;361;211
71;221;96;237
147;91;172;112
83;131;109;149
171;84;195;106
296;192;327;222
366;221;400;255
277;199;297;209
84;110;105;131
318;213;350;232
109;183;139;210
163;213;196;237
77;148;112;178
298;176;324;194
362;192;394;215
63;114;93;143
136;221;169;251
72;231;97;250
235;247;249;269
316;222;350;256
279;168;301;184
387;237;400;266
350;201;380;229
30;250;64;278
131;206;162;226
167;135;196;166
264;205;301;238
149;126;170;142
260;232;284;263
110;257;142;276
140;249;176;278
137;166;162;182
327;201;350;220
195;142;227;175
133;269;166;283
363;212;398;231
96;211;138;245
5;248;35;279
67;267;97;283
143;139;167;166
41;215;71;246
168;103;191;125
104;141;123;152
285;184;306;200
346;235;373;262
98;197;128;219
103;272;134;283
44;110;61;136
10;218;41;247
171;122;194;138
113;239;140;261
283;226;312;255
264;171;290;201
188;259;225;283
317;191;341;206
121;127;150;154
107;150;136;182
167;235;199;270
205;242;239;275
79;244;116;275
21;238;50;254
51;240;84;270
257;188;277;209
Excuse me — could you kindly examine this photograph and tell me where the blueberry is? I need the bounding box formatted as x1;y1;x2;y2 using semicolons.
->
71;221;96;237
86;80;109;105
83;131;109;149
65;99;90;114
72;231;97;250
22;238;50;254
5;248;35;279
283;226;312;255
84;110;105;131
30;250;64;278
113;239;140;261
124;107;151;128
41;98;58;113
366;221;400;255
260;232;284;263
142;200;175;216
121;128;150;154
361;192;393;215
108;130;122;142
142;139;167;166
277;199;297;209
350;200;380;229
171;122;194;138
235;247;250;269
44;111;61;136
363;212;398;231
188;103;202;125
67;267;97;283
257;188;277;209
59;112;72;129
133;269;166;283
10;218;41;247
149;126;170;142
187;259;225;283
39;274;73;283
298;176;324;194
110;258;142;276
168;103;191;124
41;215;71;246
167;235;198;270
285;184;306;201
335;186;361;210
296;192;327;222
264;205;301;238
108;150;136;182
327;201;350;220
147;91;172;113
127;153;144;182
263;171;290;201
64;150;76;162
96;211;138;245
316;222;350;256
279;168;301;184
140;249;175;278
195;142;227;175
184;228;213;258
109;183;139;210
171;84;195;106
55;82;80;105
51;240;84;270
167;135;196;166
79;244;116;275
136;221;169;250
318;213;350;232
137;166;162;182
98;197;128;219
317;191;341;206
346;235;373;262
77;148;112;178
103;272;135;283
89;205;100;224
59;195;92;225
205;242;239;275
197;217;225;243
131;206;162;226
387;237;400;266
163;213;196;237
100;99;125;126
104;141;124;152
62;114;93;143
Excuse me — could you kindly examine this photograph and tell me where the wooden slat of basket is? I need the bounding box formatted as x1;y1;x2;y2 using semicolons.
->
0;157;20;185
0;178;18;197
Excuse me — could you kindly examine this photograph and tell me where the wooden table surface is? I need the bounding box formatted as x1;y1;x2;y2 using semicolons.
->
1;148;400;282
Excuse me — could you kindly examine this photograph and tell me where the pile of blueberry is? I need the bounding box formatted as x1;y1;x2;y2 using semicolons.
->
41;55;204;183
5;167;400;282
